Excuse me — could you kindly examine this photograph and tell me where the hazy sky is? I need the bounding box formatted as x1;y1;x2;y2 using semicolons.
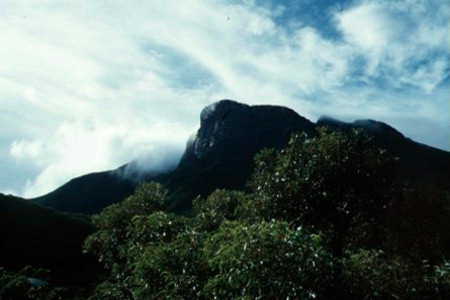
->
1;0;449;197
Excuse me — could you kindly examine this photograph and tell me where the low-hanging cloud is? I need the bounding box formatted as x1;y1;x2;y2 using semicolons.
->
114;142;186;182
1;0;448;197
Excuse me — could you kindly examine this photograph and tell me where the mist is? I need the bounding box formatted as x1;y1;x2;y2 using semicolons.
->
114;140;187;182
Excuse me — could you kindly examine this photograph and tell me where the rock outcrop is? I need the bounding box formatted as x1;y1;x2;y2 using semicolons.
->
179;99;315;168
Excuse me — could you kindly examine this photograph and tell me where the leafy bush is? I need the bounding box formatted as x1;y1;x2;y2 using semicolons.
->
193;189;255;231
203;220;335;299
87;211;206;299
130;230;207;299
84;182;168;267
83;183;175;299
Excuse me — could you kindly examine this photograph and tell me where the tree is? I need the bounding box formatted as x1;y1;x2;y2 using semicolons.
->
203;220;334;299
84;182;168;268
249;128;398;256
129;229;207;299
193;189;254;232
84;182;173;299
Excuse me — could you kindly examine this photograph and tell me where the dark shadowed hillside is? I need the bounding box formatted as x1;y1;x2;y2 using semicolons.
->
0;193;98;284
31;169;137;215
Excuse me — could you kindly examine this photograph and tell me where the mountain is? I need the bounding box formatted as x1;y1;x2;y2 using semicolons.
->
0;193;98;284
31;169;137;214
31;99;450;214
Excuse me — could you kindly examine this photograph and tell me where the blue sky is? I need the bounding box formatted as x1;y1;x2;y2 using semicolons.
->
0;0;449;197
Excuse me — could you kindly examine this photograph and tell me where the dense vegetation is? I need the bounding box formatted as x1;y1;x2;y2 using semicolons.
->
2;128;450;299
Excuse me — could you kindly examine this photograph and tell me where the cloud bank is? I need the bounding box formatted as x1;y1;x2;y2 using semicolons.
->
1;0;448;197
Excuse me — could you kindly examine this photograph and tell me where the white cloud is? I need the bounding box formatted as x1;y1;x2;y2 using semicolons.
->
12;117;195;197
1;0;449;197
335;0;450;91
336;3;394;50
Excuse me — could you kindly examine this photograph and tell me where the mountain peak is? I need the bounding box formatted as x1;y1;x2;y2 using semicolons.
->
183;99;314;162
200;99;249;122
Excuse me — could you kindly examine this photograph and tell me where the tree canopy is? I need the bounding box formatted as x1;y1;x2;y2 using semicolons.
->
3;129;450;299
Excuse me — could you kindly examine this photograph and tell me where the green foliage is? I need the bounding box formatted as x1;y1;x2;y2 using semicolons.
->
126;212;190;253
86;213;205;299
193;189;255;231
54;129;450;299
84;182;205;299
428;261;450;295
203;220;335;299
90;182;168;230
342;249;450;299
249;128;398;254
130;231;207;299
84;180;338;299
84;182;168;267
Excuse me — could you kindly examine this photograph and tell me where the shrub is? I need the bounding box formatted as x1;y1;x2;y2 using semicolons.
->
203;220;335;299
193;189;255;231
84;182;168;268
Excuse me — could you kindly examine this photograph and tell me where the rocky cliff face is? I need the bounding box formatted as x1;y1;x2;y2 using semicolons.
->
179;99;315;168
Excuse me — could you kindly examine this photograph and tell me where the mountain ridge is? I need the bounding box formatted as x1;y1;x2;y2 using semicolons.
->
30;99;450;214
